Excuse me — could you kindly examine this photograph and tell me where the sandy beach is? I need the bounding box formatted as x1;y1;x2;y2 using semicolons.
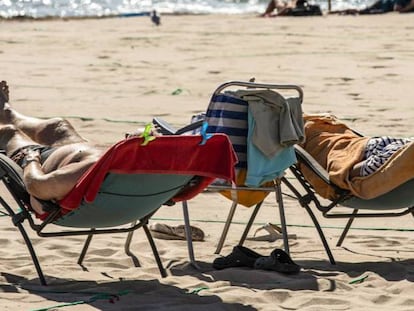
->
0;13;413;310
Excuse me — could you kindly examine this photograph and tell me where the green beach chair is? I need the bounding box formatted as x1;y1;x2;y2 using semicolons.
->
0;134;236;285
282;144;414;264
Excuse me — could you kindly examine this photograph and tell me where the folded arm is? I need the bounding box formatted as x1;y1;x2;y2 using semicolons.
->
22;150;95;201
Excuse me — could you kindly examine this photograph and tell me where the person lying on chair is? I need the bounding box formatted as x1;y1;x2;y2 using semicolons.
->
260;0;322;16
301;114;413;200
0;81;126;215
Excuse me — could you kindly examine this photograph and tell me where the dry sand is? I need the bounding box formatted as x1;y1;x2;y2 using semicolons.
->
0;13;413;310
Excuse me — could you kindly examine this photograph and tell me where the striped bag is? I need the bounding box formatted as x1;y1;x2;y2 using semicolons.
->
205;93;248;168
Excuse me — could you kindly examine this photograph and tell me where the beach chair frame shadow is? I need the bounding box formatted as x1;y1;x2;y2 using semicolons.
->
281;144;414;264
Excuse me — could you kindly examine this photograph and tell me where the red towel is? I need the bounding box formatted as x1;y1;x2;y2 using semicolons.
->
58;134;237;214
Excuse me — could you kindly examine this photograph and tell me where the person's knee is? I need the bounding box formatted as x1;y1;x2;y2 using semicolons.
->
44;117;70;130
36;117;77;144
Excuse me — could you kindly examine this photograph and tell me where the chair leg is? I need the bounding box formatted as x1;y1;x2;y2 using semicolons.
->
275;179;290;254
238;201;263;246
336;209;359;247
143;224;167;278
77;232;94;266
282;176;336;264
303;205;336;264
124;222;141;267
182;201;200;269
17;223;47;286
215;200;238;254
0;197;47;285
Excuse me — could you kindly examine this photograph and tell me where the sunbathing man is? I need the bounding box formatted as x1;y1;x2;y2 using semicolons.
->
0;81;105;215
260;0;322;16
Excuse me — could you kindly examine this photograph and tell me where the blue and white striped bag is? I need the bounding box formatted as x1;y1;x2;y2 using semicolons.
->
204;93;248;168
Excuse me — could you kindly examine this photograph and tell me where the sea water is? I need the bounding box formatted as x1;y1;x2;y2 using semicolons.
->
0;0;375;19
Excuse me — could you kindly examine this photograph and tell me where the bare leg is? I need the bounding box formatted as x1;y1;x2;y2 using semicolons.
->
261;0;277;16
0;81;87;146
260;0;294;16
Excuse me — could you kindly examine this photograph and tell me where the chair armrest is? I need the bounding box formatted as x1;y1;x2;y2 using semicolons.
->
152;117;204;135
152;117;177;135
175;120;204;135
293;145;332;185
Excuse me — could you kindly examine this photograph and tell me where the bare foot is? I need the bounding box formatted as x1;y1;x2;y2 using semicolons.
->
125;126;161;139
0;81;12;124
0;81;9;108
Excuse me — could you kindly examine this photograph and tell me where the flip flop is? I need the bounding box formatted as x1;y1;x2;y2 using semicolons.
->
247;223;297;242
213;245;263;270
149;223;205;241
254;248;301;274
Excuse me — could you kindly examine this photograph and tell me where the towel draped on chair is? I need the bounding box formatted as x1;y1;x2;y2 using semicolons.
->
58;134;237;214
206;89;304;204
302;114;414;200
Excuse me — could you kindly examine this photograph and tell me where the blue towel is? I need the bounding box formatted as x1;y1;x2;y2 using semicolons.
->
245;108;297;187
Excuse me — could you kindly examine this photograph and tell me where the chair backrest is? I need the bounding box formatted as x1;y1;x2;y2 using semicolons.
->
202;81;304;207
205;82;304;187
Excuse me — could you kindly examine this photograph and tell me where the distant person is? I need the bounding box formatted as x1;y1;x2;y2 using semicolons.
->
261;0;297;16
329;0;414;14
260;0;322;17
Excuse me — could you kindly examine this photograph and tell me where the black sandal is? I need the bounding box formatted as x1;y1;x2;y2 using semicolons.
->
254;249;301;274
213;246;263;270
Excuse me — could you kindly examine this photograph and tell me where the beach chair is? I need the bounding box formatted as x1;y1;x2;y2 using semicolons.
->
0;134;236;285
204;81;305;256
154;80;305;259
281;130;414;264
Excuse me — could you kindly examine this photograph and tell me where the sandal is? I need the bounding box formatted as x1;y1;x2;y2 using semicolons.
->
254;248;301;274
213;245;263;270
149;223;205;241
247;223;297;242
